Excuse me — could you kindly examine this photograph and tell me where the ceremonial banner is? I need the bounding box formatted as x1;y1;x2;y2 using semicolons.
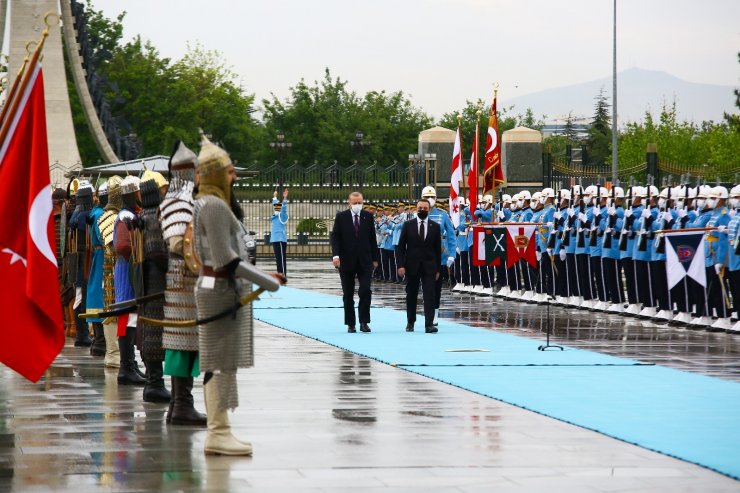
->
483;93;504;196
472;225;506;267
0;62;65;382
505;224;537;268
467;118;479;214
665;231;706;289
449;125;463;227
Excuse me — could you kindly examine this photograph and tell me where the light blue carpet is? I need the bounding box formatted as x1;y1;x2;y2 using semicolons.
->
254;286;740;479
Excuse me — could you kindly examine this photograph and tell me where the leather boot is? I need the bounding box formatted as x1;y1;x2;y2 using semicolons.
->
117;328;146;386
103;322;120;368
90;323;106;357
170;377;207;427
143;360;171;403
203;380;251;455
166;377;176;423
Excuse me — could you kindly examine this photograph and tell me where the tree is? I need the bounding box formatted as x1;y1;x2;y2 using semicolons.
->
724;52;740;131
587;87;612;165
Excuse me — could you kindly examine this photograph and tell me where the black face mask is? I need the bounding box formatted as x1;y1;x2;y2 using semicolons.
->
417;210;429;220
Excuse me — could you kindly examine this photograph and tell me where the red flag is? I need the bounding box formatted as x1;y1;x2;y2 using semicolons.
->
483;94;504;196
449;125;463;227
467;118;479;214
0;64;65;382
471;225;485;267
504;225;537;268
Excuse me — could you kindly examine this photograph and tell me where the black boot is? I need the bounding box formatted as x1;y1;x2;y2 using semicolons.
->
143;360;171;403
74;316;92;347
117;328;146;386
169;376;206;426
166;377;176;423
90;323;106;357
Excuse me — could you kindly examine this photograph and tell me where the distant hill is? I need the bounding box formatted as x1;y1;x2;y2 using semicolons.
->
506;68;737;125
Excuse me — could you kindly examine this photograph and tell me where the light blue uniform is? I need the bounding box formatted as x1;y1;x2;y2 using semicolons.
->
727;211;740;272
632;206;658;262
269;199;289;243
429;206;457;265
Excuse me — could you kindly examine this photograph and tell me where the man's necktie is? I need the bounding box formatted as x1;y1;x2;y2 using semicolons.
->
354;214;360;237
419;220;425;242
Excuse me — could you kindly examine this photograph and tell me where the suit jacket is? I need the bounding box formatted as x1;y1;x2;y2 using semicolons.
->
396;218;442;276
330;209;380;268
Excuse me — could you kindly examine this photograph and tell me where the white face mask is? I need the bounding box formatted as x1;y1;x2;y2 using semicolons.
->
675;199;685;208
517;200;524;208
539;195;547;204
731;198;739;209
509;203;516;211
706;198;717;210
426;198;436;207
658;198;666;209
350;203;363;214
696;199;706;210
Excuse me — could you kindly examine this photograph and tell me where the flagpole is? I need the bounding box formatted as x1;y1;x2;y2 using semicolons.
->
0;26;49;148
0;56;30;126
611;0;618;183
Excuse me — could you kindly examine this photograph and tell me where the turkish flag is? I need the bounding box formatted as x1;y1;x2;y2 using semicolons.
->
0;65;65;382
449;126;463;227
483;95;504;195
467;119;479;214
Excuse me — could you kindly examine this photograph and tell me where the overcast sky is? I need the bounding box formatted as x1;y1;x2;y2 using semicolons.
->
91;0;739;120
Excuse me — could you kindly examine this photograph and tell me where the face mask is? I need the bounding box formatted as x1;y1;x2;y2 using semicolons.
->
426;198;436;207
509;203;516;211
530;200;537;209
706;198;717;210
731;198;739;209
675;199;685;208
517;200;524;208
658;198;666;209
696;199;706;210
350;203;363;214
417;210;429;220
539;196;547;204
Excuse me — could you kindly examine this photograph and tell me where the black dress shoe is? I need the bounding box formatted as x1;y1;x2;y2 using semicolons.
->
360;323;371;333
425;325;438;333
347;325;356;333
405;323;414;332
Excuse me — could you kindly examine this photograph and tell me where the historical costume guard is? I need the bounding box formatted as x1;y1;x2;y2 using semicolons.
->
97;175;124;368
68;180;95;347
138;170;172;403
193;133;284;455
113;175;146;385
86;181;108;357
160;142;206;426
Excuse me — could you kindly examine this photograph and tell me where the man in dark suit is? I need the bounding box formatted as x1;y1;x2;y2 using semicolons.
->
331;192;380;333
396;199;442;333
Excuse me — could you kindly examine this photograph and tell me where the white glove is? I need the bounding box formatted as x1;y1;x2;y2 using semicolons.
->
567;209;575;217
678;208;687;218
546;248;553;256
715;263;722;274
662;211;673;222
446;256;455;268
546;221;554;227
456;247;461;254
536;251;542;261
624;209;633;218
641;208;651;219
730;209;737;217
578;212;587;223
716;225;727;233
559;250;567;261
497;210;505;220
594;206;601;215
608;206;616;215
605;227;612;234
553;212;561;220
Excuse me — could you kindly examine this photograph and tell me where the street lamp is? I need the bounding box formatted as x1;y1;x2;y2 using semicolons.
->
269;131;292;165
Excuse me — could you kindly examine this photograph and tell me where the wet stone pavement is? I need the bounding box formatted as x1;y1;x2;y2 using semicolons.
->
0;260;737;492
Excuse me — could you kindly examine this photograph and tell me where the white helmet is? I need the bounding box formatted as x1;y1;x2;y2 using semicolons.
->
697;185;711;199
730;185;740;198
572;184;583;196
483;194;493;204
531;192;542;206
687;187;698;199
647;185;659;197
630;186;646;198
421;186;437;198
671;186;683;198
511;192;520;202
612;186;625;198
502;194;512;203
541;187;555;199
584;185;598;196
710;186;728;199
599;186;610;198
519;190;531;201
560;189;572;201
659;187;670;199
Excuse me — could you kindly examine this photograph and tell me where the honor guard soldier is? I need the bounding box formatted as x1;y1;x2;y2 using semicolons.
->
420;186;456;325
704;186;731;331
620;186;644;316
589;187;610;311
552;189;571;305
270;189;289;278
535;188;556;303
633;185;659;318
652;187;678;321
574;186;596;309
725;185;740;333
671;185;699;324
686;185;715;325
601;186;626;312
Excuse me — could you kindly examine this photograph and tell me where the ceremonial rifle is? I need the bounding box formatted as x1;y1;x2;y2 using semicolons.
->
637;174;654;252
547;188;561;250
577;178;586;249
655;176;671;254
603;179;618;250
619;177;635;251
